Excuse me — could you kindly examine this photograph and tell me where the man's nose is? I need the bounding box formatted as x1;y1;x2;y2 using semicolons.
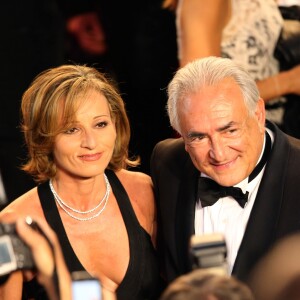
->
209;136;226;161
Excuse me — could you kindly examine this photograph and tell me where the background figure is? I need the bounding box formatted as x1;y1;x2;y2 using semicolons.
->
275;3;300;138
163;0;300;137
68;0;179;173
248;233;300;300
160;269;254;300
0;1;65;204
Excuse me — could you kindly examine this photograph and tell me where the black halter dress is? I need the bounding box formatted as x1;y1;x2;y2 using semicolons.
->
23;169;164;299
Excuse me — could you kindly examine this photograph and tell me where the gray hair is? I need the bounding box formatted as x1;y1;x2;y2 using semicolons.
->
166;56;260;134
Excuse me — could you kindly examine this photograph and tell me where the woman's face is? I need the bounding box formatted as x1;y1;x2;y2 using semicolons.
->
53;90;116;180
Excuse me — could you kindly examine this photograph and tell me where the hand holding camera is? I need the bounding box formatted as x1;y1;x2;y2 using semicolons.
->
0;217;37;277
0;216;71;300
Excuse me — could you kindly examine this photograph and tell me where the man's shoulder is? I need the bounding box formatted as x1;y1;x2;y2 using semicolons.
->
151;137;193;175
269;124;300;180
154;137;185;151
287;134;300;152
268;120;300;156
153;138;187;160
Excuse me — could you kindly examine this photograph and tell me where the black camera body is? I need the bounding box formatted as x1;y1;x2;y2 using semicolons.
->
0;222;35;277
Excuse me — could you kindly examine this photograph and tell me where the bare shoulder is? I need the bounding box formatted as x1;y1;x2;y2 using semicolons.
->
116;169;153;189
115;169;156;236
0;187;44;222
115;169;155;209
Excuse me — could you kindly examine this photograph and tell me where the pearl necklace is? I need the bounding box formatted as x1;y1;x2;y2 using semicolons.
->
49;174;110;221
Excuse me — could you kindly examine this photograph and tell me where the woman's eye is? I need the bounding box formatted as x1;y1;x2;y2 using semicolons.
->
64;127;78;134
96;121;108;128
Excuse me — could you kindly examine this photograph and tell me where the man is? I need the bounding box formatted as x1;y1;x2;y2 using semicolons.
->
150;56;300;284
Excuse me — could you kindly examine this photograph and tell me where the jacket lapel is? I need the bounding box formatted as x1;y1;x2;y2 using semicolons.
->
232;122;290;280
175;159;199;274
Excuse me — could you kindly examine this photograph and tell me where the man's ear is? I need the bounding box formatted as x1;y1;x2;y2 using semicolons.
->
255;98;266;132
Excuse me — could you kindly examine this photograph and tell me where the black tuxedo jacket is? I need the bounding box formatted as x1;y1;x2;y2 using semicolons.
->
150;121;300;283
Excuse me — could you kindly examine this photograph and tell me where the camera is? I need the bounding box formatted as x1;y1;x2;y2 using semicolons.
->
190;233;228;275
0;220;35;277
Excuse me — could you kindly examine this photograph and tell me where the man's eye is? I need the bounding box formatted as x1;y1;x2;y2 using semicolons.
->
186;135;206;147
189;135;205;142
226;128;238;135
195;136;205;141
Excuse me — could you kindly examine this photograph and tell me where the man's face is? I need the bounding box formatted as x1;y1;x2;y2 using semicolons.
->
179;78;266;186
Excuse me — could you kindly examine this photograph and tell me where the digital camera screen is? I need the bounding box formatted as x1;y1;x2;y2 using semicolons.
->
0;242;12;265
72;279;102;300
0;236;17;275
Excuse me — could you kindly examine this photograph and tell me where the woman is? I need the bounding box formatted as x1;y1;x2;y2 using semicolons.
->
163;0;300;130
0;65;163;299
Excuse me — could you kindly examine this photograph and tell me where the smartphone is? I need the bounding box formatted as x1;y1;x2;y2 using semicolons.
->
71;271;102;300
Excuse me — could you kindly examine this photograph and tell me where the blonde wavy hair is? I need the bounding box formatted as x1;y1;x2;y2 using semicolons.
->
21;64;139;183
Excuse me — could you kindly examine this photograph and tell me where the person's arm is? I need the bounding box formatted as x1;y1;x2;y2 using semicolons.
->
177;0;230;67
257;65;300;102
176;0;300;103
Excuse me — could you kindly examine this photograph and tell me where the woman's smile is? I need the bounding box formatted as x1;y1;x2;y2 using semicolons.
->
78;152;102;161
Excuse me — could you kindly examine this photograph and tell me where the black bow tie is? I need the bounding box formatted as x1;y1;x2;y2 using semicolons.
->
197;177;249;208
198;131;272;208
